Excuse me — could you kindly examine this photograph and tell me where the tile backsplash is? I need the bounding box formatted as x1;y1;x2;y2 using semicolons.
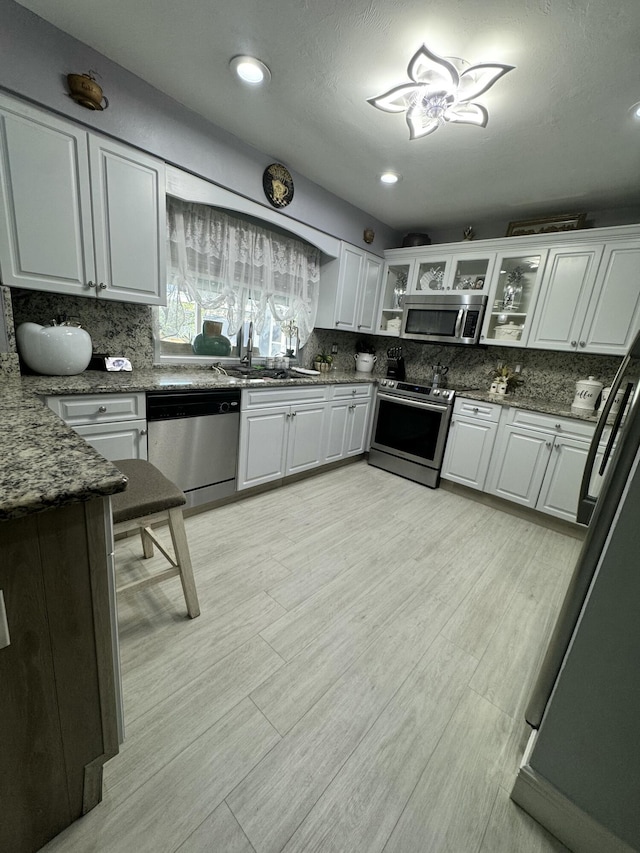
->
2;287;626;409
9;288;155;368
303;329;624;406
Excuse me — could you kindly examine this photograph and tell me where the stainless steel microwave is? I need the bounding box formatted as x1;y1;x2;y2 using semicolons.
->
401;293;487;345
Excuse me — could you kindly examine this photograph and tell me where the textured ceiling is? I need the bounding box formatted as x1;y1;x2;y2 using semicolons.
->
15;0;640;233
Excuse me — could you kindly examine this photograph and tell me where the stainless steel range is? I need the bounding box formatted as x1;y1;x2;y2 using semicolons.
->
368;379;455;488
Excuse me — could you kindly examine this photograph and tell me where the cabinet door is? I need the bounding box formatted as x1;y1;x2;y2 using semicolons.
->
286;403;327;474
441;417;498;491
345;399;371;456
528;245;604;351
0;95;95;295
537;436;589;522
89;137;166;305
580;241;640;355
377;259;415;335
411;256;453;293
324;401;350;462
356;254;382;333
334;244;364;330
487;425;552;507
237;407;288;489
482;250;548;347
74;420;148;461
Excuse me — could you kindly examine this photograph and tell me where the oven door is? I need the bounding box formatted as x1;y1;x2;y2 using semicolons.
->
371;392;451;469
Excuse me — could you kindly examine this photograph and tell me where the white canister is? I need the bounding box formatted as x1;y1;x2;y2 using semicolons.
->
353;353;377;373
571;376;603;415
598;386;624;416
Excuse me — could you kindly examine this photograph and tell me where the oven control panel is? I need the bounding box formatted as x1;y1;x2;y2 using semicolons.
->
378;379;454;403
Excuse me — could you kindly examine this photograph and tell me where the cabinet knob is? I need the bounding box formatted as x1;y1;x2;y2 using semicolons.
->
98;405;107;413
555;443;560;451
555;423;561;430
99;282;107;290
291;411;297;417
579;341;586;348
139;428;147;436
546;440;552;448
570;340;577;347
87;280;96;288
473;407;479;414
349;404;356;410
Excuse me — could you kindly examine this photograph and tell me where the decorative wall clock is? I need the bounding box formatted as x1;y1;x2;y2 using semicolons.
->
263;163;294;208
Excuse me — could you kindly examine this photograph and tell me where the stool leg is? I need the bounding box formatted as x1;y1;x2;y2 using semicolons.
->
140;525;155;558
167;507;200;618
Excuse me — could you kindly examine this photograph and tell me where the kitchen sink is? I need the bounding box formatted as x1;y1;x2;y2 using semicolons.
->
222;367;293;380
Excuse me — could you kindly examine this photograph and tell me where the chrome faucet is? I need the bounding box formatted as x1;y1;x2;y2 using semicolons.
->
240;320;254;368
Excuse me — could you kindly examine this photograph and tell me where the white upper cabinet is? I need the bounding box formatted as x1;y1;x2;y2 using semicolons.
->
316;242;383;333
0;93;166;305
481;250;548;347
527;239;640;355
0;96;94;293
88;136;166;304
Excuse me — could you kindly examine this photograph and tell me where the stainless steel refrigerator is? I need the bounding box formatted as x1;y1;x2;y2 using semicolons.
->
526;329;640;727
515;329;640;852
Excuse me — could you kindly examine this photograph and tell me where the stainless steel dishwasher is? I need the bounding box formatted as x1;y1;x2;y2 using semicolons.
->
147;389;241;508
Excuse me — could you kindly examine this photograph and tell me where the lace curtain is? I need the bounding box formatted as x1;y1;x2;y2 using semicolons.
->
165;197;321;347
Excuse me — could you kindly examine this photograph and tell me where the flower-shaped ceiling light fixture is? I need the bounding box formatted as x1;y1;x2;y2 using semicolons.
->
368;44;514;140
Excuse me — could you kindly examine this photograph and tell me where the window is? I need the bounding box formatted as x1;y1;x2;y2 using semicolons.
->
156;198;321;360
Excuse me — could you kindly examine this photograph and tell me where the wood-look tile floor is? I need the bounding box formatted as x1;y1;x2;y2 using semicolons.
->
41;461;582;853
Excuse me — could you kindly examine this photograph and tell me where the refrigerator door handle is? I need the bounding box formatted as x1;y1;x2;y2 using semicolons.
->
578;352;632;516
598;382;634;476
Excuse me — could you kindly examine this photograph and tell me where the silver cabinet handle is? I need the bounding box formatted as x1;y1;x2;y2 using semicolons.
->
555;443;560;451
555;423;561;430
139;428;147;436
579;341;586;348
98;405;107;413
352;389;357;395
570;340;577;347
546;441;552;448
473;407;479;414
87;280;96;288
291;411;297;417
99;282;107;290
286;412;291;419
349;404;356;410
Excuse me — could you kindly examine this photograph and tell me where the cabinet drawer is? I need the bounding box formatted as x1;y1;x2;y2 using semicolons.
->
46;392;146;424
242;384;329;410
508;407;596;440
454;397;502;422
332;383;372;400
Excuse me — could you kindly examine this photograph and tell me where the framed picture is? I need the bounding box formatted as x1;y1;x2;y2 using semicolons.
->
506;213;587;237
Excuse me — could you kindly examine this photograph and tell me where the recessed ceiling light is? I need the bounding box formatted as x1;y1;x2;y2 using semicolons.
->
229;55;271;85
380;171;401;184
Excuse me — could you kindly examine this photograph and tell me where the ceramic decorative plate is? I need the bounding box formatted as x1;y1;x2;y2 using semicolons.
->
263;163;294;208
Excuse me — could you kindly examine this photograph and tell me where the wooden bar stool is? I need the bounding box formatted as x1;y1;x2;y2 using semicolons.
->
111;459;200;618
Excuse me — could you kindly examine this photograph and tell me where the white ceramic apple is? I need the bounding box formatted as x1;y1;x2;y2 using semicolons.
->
16;322;93;375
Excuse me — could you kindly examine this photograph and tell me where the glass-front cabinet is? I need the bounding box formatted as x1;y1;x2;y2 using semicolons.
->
410;253;495;294
378;259;416;335
481;250;548;346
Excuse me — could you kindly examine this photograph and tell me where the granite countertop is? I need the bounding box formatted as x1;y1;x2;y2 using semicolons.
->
17;367;375;397
0;368;375;520
0;384;127;521
2;365;597;521
455;389;599;422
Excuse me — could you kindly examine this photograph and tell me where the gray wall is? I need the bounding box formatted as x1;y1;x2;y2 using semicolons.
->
0;0;401;254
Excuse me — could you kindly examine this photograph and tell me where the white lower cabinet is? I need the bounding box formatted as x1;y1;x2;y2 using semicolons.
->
238;383;373;490
324;384;372;461
486;409;596;522
44;392;148;460
441;398;502;490
238;385;330;490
